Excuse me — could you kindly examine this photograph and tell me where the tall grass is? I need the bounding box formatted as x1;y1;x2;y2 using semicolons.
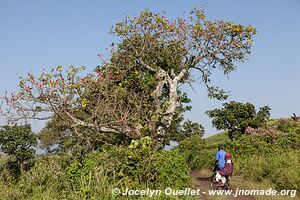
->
0;146;195;200
235;150;300;191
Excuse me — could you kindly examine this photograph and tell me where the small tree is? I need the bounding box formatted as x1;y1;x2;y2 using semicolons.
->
176;120;205;141
206;101;270;140
0;124;37;176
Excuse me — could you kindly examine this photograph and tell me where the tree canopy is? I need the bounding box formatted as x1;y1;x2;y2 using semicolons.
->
0;124;37;176
206;101;271;140
0;7;257;150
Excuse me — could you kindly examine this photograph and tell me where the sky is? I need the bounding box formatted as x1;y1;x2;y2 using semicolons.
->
0;0;299;137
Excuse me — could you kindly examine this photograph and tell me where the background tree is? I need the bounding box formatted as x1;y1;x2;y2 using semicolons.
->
206;101;271;140
38;116;73;153
1;7;257;149
181;120;205;138
169;119;205;143
0;124;37;176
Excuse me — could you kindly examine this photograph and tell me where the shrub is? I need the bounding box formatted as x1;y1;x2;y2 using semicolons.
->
275;119;297;133
66;137;190;190
177;137;215;170
17;155;70;199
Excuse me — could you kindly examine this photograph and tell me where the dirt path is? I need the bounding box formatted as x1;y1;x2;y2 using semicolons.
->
189;171;210;200
190;170;256;200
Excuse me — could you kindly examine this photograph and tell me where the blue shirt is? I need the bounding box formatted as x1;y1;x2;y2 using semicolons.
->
216;150;226;169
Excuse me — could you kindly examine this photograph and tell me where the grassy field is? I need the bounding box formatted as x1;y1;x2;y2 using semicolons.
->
204;132;229;146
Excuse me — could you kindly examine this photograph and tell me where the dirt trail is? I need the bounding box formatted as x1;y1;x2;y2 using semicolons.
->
189;171;210;200
190;170;256;200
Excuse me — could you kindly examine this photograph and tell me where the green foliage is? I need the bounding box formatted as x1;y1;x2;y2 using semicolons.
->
181;120;205;139
275;119;298;133
169;119;205;143
66;137;190;189
206;101;271;140
0;124;36;162
223;127;300;155
0;154;71;199
17;155;70;199
0;124;37;178
234;151;300;191
204;132;229;146
38;116;72;152
152;150;190;188
179;119;300;192
0;139;192;199
177;137;215;170
220;121;300;191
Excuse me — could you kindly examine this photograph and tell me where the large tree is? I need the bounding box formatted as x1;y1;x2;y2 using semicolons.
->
109;8;257;137
1;7;257;149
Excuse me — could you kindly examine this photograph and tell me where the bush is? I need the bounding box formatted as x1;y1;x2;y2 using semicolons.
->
275;119;297;133
67;137;190;189
177;137;215;170
17;155;71;199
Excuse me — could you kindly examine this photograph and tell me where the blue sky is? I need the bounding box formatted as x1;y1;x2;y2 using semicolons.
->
0;0;299;137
